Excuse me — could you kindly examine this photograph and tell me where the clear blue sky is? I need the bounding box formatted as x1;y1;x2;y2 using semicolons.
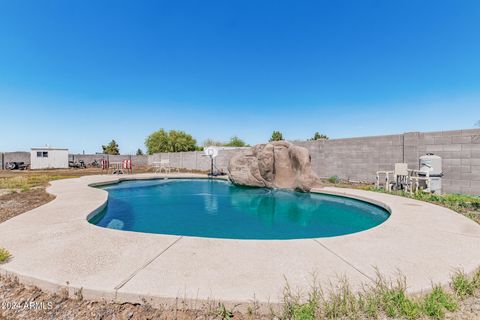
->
0;1;479;154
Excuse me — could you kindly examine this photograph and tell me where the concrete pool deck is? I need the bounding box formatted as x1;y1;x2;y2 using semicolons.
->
0;173;480;309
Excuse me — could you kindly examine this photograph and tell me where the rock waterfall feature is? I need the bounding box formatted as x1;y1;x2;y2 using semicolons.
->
227;141;319;192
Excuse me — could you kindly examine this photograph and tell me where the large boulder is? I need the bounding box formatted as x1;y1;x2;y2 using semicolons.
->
227;141;319;192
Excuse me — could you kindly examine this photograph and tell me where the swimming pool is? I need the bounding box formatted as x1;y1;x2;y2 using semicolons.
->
89;179;390;239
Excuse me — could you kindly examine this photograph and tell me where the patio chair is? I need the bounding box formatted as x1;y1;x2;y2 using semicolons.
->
152;159;171;173
409;169;431;194
376;163;411;192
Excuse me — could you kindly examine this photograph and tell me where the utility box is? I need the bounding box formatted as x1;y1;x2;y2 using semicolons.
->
419;153;443;194
30;147;69;169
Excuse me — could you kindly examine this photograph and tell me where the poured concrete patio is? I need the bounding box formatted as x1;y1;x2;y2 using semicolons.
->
0;173;480;309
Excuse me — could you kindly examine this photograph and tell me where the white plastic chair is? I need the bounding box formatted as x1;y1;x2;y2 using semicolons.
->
376;163;410;192
409;170;431;194
152;160;170;173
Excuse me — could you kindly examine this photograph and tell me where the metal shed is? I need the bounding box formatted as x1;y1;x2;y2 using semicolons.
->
30;147;69;169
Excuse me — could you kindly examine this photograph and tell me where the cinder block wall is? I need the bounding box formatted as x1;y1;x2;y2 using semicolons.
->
148;149;242;172
146;129;480;194
401;129;480;195
2;128;479;194
293;128;480;195
0;152;31;169
293;134;405;182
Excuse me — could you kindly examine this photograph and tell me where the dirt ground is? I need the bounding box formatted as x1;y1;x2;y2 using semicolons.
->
0;188;55;224
0;274;254;320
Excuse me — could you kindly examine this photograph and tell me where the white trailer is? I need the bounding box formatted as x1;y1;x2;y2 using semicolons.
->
30;147;69;169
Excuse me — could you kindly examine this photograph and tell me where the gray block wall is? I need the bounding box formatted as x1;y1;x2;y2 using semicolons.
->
402;129;480;195
2;128;479;195
0;152;31;169
147;129;480;195
0;152;148;169
148;149;242;172
294;128;480;195
294;134;405;183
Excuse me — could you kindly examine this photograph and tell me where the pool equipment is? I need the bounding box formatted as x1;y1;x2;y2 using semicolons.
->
419;153;443;194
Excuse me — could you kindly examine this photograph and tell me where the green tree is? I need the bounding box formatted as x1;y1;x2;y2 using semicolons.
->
310;132;329;140
269;131;283;142
145;129;169;154
136;148;144;155
203;139;224;147
102;140;120;155
224;136;247;147
145;129;197;154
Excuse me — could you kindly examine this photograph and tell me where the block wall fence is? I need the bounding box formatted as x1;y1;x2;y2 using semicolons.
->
294;128;480;195
1;128;479;195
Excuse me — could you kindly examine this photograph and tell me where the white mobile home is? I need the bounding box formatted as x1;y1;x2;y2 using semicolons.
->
30;147;69;169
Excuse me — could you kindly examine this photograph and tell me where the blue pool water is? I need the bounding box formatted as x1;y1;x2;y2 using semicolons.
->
89;179;389;239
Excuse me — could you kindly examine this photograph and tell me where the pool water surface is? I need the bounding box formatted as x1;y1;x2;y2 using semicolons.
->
89;179;389;239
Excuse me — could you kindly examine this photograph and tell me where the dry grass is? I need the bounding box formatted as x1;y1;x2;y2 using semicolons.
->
0;175;74;191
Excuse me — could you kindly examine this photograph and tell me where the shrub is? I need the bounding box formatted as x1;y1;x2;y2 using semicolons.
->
366;187;480;223
277;270;480;320
321;279;359;319
310;132;329;140
422;285;457;319
203;138;224;147
282;280;319;320
224;136;248;147
0;247;11;263
327;176;340;184
270;131;284;142
215;303;233;319
379;285;420;318
452;270;477;299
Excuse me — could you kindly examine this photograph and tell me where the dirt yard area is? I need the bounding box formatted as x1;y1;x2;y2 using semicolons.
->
0;189;54;224
0;273;252;320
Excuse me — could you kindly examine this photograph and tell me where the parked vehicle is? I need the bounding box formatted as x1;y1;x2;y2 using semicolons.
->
5;161;29;170
90;159;101;168
68;160;86;169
